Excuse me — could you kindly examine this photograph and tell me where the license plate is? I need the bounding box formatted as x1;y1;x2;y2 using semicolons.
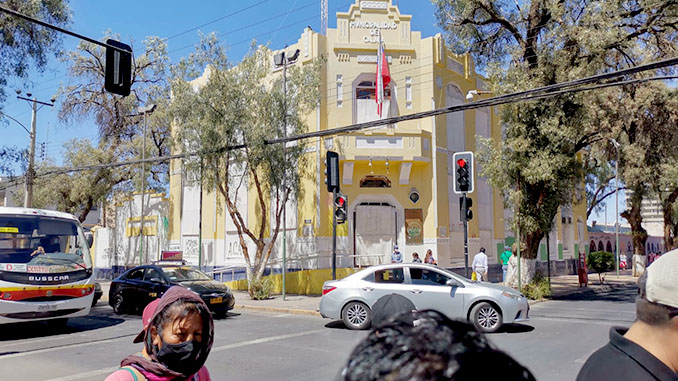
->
37;305;57;311
210;297;223;304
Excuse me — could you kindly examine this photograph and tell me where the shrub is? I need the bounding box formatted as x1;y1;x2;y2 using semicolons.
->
588;251;615;284
249;276;273;300
521;272;551;300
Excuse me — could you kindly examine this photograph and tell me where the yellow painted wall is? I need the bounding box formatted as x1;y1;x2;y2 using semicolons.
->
225;268;359;295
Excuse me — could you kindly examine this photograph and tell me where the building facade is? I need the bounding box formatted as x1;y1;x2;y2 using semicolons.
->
167;0;589;277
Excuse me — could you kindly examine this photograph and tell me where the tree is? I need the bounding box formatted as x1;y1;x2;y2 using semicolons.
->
588;251;615;285
589;82;678;275
0;0;69;170
55;34;171;221
170;36;320;296
435;0;678;281
0;0;69;111
14;139;130;222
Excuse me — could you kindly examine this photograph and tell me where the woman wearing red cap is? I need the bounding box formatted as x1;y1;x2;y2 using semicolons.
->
105;286;213;380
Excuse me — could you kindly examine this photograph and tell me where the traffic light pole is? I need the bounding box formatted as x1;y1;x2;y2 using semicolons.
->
332;189;337;280
462;192;470;279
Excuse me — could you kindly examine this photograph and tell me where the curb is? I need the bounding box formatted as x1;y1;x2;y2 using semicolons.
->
234;304;321;317
531;281;637;304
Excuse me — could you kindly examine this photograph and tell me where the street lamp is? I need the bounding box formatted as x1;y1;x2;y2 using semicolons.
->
137;104;156;265
610;138;621;278
15;89;55;208
466;89;493;100
274;47;300;301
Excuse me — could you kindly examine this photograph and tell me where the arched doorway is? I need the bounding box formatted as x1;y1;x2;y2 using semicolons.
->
598;241;604;252
606;241;613;253
350;194;404;268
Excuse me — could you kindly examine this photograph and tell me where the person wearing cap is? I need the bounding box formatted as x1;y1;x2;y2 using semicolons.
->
391;245;403;263
105;286;213;380
577;249;678;380
501;246;512;282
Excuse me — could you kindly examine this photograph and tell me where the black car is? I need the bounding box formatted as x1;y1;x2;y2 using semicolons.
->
92;282;103;306
109;262;235;316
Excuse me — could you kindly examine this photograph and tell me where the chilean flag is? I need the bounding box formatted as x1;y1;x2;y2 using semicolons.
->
375;32;391;118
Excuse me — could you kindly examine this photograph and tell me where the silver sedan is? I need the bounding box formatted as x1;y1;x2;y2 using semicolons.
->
319;263;529;332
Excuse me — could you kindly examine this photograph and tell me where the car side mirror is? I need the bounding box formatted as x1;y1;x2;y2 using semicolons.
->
446;279;464;288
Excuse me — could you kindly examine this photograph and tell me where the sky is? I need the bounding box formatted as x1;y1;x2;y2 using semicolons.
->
0;0;623;224
2;1;438;163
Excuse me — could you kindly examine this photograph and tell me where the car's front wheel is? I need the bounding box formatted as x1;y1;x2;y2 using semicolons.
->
471;302;502;333
112;294;126;314
342;301;371;330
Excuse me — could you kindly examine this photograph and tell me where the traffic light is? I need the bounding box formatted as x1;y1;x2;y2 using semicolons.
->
105;39;132;97
459;196;473;221
335;193;347;224
452;151;474;194
325;151;340;193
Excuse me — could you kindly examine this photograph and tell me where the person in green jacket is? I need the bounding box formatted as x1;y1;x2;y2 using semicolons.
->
501;246;512;283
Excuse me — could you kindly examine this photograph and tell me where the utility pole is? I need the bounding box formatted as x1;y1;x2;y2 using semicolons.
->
612;138;620;278
462;192;470;278
275;48;299;301
16;91;54;208
282;53;287;301
137;104;156;265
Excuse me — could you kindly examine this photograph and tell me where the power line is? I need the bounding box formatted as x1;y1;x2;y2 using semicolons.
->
165;0;273;40
0;59;672;190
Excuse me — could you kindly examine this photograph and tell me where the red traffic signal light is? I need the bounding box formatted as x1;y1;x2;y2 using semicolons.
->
334;194;348;224
452;152;474;194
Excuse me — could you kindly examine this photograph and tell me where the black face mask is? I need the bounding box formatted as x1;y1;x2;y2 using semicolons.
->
155;340;202;375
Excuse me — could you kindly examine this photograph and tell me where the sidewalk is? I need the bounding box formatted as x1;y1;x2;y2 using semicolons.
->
97;272;638;317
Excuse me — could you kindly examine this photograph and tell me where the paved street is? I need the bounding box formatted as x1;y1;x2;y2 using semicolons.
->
0;285;637;381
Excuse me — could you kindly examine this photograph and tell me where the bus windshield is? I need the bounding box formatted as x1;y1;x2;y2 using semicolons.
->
0;215;92;272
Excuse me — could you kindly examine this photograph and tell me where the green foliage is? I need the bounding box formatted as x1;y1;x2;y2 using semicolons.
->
249;276;273;300
13;139;129;222
588;251;615;284
170;34;321;280
521;272;551;301
43;34;172;221
0;0;70;110
434;0;678;260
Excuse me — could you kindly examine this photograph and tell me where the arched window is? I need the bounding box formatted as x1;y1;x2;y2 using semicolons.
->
353;74;397;123
590;240;596;252
606;241;613;253
598;241;604;252
355;80;391;100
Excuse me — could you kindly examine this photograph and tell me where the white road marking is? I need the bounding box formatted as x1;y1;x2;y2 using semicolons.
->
531;315;633;325
44;366;119;381
43;329;327;381
531;305;635;314
575;349;598;364
0;334;132;361
271;313;290;317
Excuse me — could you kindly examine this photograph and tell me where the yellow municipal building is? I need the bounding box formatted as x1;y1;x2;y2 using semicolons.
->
167;0;589;278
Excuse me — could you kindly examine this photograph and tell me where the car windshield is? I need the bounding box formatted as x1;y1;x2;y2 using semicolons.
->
0;214;92;272
164;267;212;281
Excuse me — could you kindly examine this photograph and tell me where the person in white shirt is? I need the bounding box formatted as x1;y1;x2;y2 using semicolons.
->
472;247;489;281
